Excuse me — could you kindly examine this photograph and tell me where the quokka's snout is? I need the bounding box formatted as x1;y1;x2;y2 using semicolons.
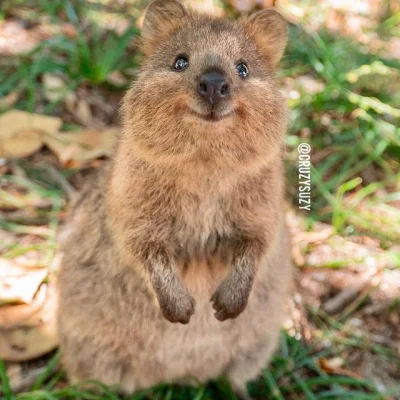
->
197;68;230;106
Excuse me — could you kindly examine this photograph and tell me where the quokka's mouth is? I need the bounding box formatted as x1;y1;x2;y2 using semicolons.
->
188;107;235;122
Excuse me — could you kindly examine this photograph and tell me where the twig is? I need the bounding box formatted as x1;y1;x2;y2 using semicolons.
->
46;165;77;201
324;282;367;315
7;364;47;393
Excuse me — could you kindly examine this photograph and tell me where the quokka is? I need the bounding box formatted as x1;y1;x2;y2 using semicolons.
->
57;1;292;398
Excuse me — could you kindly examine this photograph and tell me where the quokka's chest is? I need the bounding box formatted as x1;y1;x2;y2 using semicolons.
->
171;194;236;261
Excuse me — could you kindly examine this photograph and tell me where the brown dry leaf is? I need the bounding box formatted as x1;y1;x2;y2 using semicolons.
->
0;285;58;361
0;21;77;56
64;93;96;127
323;270;378;315
229;0;276;12
74;99;94;127
275;0;305;24
0;285;47;328
0;130;44;158
0;21;48;55
319;357;363;379
60;23;78;38
0;110;62;135
229;0;256;12
0;92;19;110
296;76;326;95
107;71;129;87
0;110;62;159
186;0;224;14
42;73;68;102
7;362;47;393
0;258;47;305
44;128;119;164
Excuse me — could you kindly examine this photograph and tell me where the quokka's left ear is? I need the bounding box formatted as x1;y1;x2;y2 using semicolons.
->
141;0;188;56
240;9;288;69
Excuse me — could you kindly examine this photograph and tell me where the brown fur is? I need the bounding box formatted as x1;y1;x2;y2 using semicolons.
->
57;1;292;397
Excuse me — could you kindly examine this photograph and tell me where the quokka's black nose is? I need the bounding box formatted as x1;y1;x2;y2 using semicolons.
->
197;71;230;105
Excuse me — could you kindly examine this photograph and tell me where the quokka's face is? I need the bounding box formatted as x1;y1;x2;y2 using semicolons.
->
138;0;287;124
150;24;277;124
122;0;288;166
142;20;273;123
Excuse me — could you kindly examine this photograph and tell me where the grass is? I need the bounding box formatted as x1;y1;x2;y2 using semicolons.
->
1;1;138;114
0;0;399;399
284;26;400;241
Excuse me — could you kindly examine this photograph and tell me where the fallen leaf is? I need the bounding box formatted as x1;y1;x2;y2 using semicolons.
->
74;99;93;127
0;130;44;158
296;76;325;95
0;20;48;55
64;92;77;114
0;110;62;135
64;158;105;169
186;0;224;15
0;92;19;110
0;285;58;361
318;357;363;379
319;357;345;370
0;258;47;305
64;93;96;127
0;285;47;328
229;0;275;12
44;128;119;164
0;110;62;159
107;71;129;87
323;272;376;315
60;23;78;38
6;362;47;393
229;0;256;12
42;73;69;103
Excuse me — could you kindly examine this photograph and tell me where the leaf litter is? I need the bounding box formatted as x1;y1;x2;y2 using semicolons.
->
0;109;118;163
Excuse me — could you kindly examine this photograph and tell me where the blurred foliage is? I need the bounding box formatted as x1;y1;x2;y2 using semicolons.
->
283;26;400;240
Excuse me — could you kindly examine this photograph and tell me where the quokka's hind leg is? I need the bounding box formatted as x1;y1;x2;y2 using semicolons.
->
60;334;137;394
225;334;280;400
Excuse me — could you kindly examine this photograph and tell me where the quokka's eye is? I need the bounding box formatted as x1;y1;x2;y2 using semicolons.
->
173;55;189;71
236;62;249;78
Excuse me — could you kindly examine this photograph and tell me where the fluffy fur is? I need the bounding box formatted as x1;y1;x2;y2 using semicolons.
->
57;1;292;398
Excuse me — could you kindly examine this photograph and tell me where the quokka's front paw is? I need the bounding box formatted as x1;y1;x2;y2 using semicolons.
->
210;279;250;321
159;290;196;324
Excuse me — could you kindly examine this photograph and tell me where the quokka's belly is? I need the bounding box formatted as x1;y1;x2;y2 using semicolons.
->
134;247;291;386
59;226;291;391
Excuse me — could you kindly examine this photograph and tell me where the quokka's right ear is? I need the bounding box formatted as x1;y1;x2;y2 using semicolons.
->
141;0;188;55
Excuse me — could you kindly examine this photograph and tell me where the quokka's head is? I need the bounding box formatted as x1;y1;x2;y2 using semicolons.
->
122;0;288;168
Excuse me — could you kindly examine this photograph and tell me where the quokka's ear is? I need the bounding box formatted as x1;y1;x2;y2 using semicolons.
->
241;9;287;69
141;0;188;55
